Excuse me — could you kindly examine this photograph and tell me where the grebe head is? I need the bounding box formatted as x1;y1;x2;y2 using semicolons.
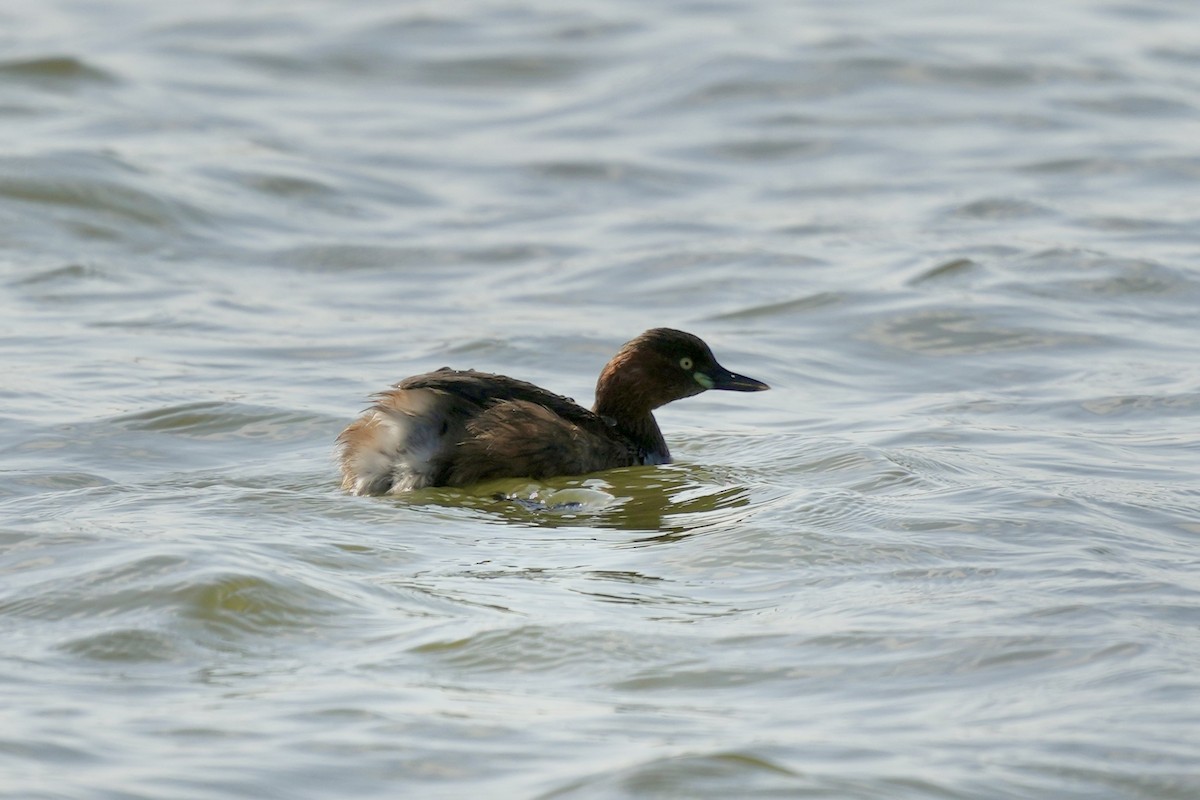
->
594;328;769;418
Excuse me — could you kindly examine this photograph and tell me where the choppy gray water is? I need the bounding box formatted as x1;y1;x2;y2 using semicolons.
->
3;1;1200;798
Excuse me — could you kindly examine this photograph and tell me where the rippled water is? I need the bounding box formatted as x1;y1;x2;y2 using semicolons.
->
3;1;1200;798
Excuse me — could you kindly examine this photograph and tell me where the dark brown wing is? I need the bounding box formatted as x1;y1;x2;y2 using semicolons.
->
440;399;638;487
396;369;601;428
386;369;635;486
340;369;632;493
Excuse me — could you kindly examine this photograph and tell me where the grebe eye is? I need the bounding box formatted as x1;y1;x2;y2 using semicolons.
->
679;357;693;370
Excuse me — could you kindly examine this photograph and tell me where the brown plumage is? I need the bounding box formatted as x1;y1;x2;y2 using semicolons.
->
336;328;769;494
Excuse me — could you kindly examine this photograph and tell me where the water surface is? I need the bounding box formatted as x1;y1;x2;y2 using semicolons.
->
3;1;1200;798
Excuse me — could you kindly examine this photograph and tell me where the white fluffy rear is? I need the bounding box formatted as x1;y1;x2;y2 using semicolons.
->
337;389;446;495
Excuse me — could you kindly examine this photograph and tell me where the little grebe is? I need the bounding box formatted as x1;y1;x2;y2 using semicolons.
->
337;328;769;494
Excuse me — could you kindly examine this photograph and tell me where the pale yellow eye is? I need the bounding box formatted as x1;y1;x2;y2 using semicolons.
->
679;357;693;370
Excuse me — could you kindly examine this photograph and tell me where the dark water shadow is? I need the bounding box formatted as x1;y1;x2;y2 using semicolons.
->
385;464;762;537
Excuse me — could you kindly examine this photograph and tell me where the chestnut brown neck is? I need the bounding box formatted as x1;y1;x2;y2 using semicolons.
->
592;356;670;463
